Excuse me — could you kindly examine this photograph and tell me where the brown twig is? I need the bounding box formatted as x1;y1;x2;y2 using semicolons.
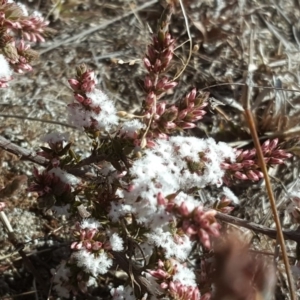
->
0;135;48;166
216;211;300;243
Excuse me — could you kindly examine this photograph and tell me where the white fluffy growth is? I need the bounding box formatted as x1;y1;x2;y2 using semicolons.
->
110;285;135;300
68;89;118;131
73;249;112;276
17;2;29;16
80;218;101;230
109;233;124;252
109;137;235;226
172;261;197;287
146;228;194;260
222;186;239;204
0;54;12;79
119;119;146;139
48;167;80;186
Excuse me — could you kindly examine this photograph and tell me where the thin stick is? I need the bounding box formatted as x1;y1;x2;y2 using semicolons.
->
0;114;78;129
200;82;300;94
0;135;48;166
242;30;296;299
216;211;300;242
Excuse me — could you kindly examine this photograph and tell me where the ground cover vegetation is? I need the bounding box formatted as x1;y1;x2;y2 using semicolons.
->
0;0;300;299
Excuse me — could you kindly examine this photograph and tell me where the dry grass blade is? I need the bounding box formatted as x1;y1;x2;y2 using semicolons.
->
242;29;296;300
0;113;78;129
173;0;192;81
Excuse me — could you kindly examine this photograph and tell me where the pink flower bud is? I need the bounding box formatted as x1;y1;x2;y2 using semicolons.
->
71;242;78;249
187;88;197;101
272;149;292;158
191;110;206;118
192;288;200;300
241;160;255;168
241;149;256;159
156;102;166;116
261;139;270;150
82;97;91;106
35;33;45;43
157;192;167;206
74;94;85;103
246;170;260;181
234;171;248;180
144;76;152;89
163;81;178;90
147;46;156;61
229;163;243;171
154;59;162;72
143;58;152;70
146;139;156;148
148;269;168;279
220;162;232;169
178;109;188;120
83;71;95;81
178;201;190;216
169;281;176;292
92;241;102;251
156;77;168;89
180;122;196;129
164;33;173;45
269;138;279;150
163;50;173;66
85;242;92;249
146;91;156;105
127;184;135;192
160;282;169;289
165;121;176;129
75;242;83;250
255;170;263;178
86;228;97;240
269;157;284;164
81;81;95;93
184;224;198;236
0;202;5;211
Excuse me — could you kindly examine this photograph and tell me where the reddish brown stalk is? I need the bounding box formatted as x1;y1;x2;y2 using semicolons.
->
242;30;296;299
